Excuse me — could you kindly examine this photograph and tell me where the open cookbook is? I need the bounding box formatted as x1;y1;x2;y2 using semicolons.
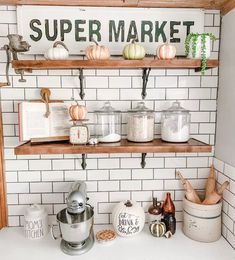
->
18;102;71;142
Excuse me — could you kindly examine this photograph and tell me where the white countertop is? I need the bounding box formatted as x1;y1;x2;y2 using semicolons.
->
0;225;234;260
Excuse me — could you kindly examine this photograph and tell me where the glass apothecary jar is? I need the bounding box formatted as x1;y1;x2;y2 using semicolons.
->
127;102;155;142
95;102;121;143
161;102;190;142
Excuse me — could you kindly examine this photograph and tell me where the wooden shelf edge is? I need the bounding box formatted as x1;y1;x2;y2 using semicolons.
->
14;138;212;155
12;58;219;70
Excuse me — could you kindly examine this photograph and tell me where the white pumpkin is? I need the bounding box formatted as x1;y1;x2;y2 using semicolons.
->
112;200;145;237
44;41;69;60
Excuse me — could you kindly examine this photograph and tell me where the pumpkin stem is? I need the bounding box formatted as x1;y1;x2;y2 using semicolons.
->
91;37;99;46
124;200;133;207
53;41;69;51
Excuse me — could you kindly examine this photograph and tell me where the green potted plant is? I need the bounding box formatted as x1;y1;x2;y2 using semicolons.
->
185;33;217;75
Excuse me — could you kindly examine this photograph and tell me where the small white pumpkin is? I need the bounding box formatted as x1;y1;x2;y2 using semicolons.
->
44;41;69;60
149;220;166;237
112;200;145;237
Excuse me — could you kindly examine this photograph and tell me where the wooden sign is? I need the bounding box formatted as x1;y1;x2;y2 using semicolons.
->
17;6;204;55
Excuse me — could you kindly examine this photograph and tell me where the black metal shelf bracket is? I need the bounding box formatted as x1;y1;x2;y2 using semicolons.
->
79;68;85;100
141;68;151;99
141;153;147;168
81;153;87;170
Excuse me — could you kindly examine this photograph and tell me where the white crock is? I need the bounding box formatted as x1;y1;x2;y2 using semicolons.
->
183;197;222;242
24;204;49;240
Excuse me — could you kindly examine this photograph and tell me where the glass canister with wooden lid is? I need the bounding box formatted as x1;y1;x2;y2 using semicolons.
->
127;102;155;142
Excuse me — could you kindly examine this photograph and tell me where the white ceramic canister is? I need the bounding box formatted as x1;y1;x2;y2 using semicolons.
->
24;204;49;240
183;197;222;242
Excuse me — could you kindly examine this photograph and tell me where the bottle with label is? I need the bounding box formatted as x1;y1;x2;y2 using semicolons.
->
148;197;162;223
162;192;176;235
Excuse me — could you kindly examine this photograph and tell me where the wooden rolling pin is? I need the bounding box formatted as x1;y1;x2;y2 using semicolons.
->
205;165;216;198
202;181;229;205
177;171;201;204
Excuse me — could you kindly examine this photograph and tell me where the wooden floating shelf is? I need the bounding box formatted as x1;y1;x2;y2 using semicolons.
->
15;138;212;155
12;58;219;70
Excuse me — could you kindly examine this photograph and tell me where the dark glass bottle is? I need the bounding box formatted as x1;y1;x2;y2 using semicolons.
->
163;214;176;234
148;197;162;222
162;192;176;234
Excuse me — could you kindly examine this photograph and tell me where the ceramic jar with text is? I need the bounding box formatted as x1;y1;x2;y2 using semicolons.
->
24;204;49;240
161;102;190;142
127;102;155;142
95;102;122;143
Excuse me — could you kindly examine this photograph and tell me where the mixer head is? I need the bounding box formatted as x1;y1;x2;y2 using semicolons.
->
66;181;87;214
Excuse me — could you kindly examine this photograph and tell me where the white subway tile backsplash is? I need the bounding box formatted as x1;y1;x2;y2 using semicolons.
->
52;159;74;170
189;89;211;99
143;180;163;190
0;10;223;236
30;182;52;193
165;158;186;168
98;181;119;191
5;160;28;171
121;180;141;191
86;76;109;88
29;160;51;171
166;88;188;100
97;88;119;100
7;183;29;194
18;171;41;182
42;171;64;182
19;194;41;204
155;77;177;88
110;77;131;88
132;191;152;201
132;169;153;179
178;76;200;88
1;89;24;100
42;193;64;204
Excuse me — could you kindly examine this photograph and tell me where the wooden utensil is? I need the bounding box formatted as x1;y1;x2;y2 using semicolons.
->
205;165;216;198
177;171;201;204
202;181;229;205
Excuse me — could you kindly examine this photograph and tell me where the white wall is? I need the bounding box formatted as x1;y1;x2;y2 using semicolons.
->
215;9;235;166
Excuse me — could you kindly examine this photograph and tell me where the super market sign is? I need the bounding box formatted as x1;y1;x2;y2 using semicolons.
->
17;6;204;55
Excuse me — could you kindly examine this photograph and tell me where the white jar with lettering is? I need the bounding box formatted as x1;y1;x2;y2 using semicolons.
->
24;204;49;240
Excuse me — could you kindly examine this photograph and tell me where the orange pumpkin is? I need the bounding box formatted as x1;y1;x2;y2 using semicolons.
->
156;43;176;60
85;39;110;60
69;103;87;120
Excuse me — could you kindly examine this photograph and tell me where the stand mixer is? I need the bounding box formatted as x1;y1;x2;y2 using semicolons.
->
51;181;94;255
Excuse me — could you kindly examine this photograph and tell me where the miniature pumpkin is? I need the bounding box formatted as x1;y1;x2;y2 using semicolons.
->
85;39;110;60
112;200;145;237
156;43;176;60
123;39;145;60
44;41;69;60
149;220;166;237
69;102;87;120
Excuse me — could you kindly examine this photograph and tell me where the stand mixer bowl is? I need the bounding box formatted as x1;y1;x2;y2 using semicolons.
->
52;205;94;244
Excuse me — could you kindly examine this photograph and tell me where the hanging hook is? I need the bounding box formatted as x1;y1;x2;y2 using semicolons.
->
141;68;151;99
79;68;85;100
141;153;147;168
81;153;87;170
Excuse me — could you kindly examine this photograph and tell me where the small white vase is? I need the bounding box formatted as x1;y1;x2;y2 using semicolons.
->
187;35;211;59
